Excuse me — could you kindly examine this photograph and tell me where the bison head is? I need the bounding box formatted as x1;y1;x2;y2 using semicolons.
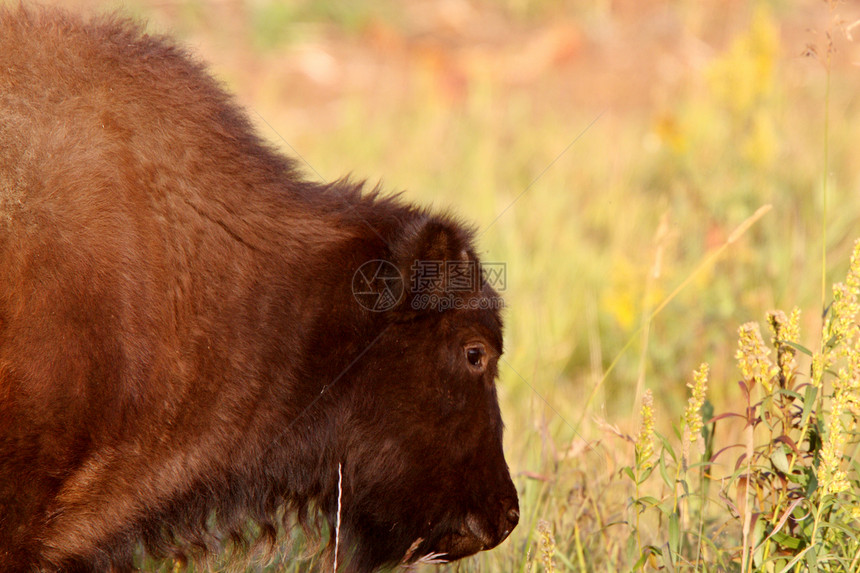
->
307;215;519;571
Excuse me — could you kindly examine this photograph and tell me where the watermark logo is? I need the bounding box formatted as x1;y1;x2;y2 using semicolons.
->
481;262;507;291
352;260;507;312
411;260;507;293
351;260;404;312
410;293;505;312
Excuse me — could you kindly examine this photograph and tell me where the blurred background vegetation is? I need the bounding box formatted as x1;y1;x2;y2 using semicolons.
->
39;0;860;569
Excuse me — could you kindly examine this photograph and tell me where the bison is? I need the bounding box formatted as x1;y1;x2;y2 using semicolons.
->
0;6;519;572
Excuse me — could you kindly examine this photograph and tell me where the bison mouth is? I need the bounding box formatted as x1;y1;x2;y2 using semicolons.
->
406;506;520;564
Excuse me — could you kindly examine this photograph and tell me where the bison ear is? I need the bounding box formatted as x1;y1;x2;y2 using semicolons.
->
393;217;473;264
390;216;477;313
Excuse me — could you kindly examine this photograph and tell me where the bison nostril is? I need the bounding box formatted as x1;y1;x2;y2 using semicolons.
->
507;507;520;525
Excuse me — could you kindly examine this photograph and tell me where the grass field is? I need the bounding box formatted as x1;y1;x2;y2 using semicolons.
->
41;0;860;570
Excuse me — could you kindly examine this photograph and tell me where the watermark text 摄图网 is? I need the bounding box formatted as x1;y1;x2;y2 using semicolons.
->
352;260;506;312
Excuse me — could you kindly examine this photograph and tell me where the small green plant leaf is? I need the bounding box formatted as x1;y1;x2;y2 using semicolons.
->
752;517;767;568
774;387;803;401
631;550;650;571
805;466;819;498
678;478;690;498
758;498;805;552
637;495;661;507
801;385;818;426
638;464;655;484
771;530;803;550
668;513;680;555
702;400;715;426
805;543;818;571
661;542;676;573
622;466;636;482
658;452;673;488
773;434;802;456
656;501;676;516
625;532;638;563
687;459;714;471
770;444;791;474
819;519;859;541
656;431;677;462
779;340;814;356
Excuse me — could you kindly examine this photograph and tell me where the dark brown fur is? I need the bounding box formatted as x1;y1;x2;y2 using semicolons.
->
0;6;518;572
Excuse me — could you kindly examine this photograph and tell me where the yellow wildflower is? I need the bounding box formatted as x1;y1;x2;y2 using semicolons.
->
682;364;709;462
818;333;860;495
536;519;556;573
812;351;833;389
768;308;801;385
635;389;656;471
829;282;860;356
814;241;860;386
818;392;852;496
847;239;860;292
736;322;778;393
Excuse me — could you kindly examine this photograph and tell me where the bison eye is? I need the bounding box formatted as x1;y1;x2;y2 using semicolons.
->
464;343;487;371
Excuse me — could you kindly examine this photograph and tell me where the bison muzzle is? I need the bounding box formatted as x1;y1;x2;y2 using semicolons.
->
0;6;519;573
